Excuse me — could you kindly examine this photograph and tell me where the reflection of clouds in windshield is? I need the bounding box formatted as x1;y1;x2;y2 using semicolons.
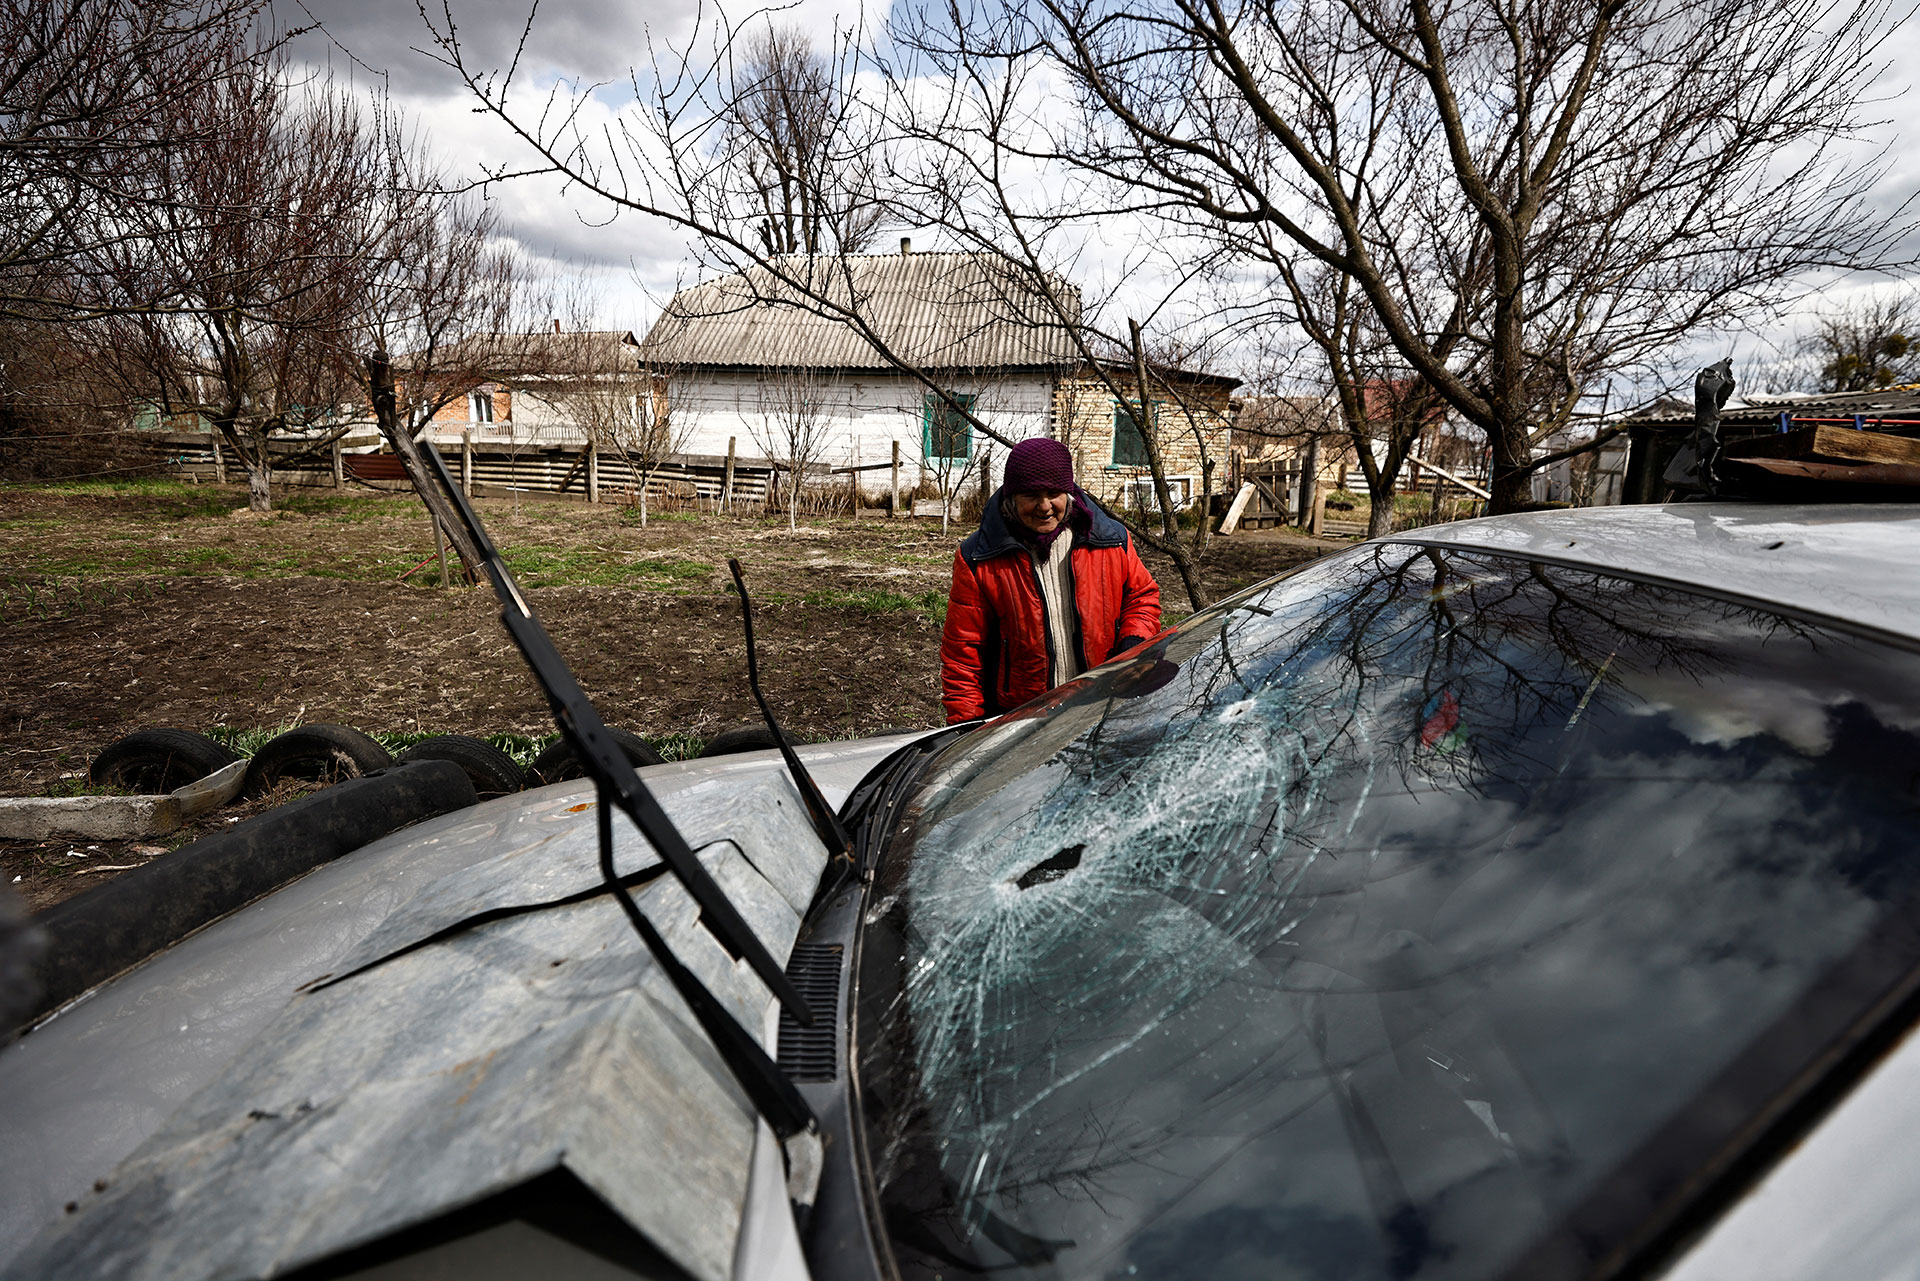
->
1611;641;1920;756
1614;668;1839;754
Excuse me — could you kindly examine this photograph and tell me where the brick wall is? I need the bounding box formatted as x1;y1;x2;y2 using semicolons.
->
1050;373;1234;506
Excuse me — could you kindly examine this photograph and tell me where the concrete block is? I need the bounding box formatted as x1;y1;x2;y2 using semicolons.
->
0;761;246;842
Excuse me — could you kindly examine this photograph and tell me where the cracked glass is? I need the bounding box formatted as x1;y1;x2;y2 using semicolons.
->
855;542;1920;1281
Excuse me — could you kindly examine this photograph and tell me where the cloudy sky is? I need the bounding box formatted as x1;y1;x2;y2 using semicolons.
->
273;0;1919;382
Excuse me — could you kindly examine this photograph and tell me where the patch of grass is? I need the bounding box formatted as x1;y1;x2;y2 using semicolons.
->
648;731;707;762
203;720;302;758
0;576;166;623
9;477;235;520
278;492;409;522
801;586;947;622
632;557;712;583
616;507;703;526
485;732;547;769
499;545;632;588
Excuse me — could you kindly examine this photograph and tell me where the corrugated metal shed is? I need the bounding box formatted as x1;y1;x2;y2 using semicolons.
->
638;253;1081;372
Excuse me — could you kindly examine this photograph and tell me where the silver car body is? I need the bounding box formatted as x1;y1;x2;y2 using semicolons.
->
5;503;1919;1280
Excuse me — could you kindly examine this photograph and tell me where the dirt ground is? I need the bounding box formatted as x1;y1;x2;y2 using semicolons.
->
0;479;1343;907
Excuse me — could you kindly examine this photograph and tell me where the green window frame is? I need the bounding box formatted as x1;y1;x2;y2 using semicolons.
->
1112;401;1155;467
923;393;976;461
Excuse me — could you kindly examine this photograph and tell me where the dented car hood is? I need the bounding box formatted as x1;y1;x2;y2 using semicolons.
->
0;736;920;1281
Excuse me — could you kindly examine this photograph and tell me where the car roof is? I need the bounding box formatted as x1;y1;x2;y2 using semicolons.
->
1387;503;1920;646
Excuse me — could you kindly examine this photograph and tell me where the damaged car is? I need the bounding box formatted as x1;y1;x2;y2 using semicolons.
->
5;486;1920;1281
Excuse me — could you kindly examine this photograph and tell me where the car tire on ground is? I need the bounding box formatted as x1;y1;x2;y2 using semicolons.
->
89;729;241;794
696;722;784;758
524;727;665;788
242;724;393;797
396;735;524;800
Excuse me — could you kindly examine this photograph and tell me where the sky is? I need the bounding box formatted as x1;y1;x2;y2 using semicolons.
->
273;0;1920;390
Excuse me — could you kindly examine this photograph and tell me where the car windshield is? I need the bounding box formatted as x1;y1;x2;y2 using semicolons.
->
855;542;1920;1281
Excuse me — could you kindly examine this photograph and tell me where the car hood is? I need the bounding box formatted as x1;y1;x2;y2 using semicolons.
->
0;734;926;1281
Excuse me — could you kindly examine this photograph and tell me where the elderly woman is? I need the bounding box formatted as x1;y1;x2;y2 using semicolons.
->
940;437;1162;723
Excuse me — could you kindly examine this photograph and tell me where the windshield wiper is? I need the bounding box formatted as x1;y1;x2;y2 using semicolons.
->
417;443;818;1146
727;558;854;867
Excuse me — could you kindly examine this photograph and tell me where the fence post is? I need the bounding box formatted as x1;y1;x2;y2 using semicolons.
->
212;436;225;485
891;439;901;518
331;439;343;488
1304;437;1324;536
461;431;473;496
586;440;600;504
849;440;860;517
722;436;737;511
431;514;448;588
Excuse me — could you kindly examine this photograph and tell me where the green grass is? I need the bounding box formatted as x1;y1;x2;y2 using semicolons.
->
632;557;712;583
39;777;139;798
204;720;300;758
801;586;948;622
278;492;413;522
7;477;236;520
647;732;707;762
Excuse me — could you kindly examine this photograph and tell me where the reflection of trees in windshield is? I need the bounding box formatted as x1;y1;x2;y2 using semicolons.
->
858;544;1920;1281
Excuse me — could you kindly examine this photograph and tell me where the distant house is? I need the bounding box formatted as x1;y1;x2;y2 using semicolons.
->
1051;365;1241;509
637;249;1081;501
418;330;645;446
639;249;1255;511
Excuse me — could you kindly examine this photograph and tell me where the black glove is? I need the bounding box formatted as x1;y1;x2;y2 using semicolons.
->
1114;635;1148;654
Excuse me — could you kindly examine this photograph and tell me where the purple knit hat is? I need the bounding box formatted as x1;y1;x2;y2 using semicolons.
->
1003;437;1076;494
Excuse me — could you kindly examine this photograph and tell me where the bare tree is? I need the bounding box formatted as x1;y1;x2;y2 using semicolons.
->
0;0;276;323
1801;291;1919;393
541;310;693;527
748;365;838;532
90;57;380;512
344;107;533;573
896;0;1914;512
725;25;885;255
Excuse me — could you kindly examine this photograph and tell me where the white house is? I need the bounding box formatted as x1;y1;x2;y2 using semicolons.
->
637;248;1080;501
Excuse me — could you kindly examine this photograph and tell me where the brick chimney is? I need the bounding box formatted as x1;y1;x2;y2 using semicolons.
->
900;237;911;255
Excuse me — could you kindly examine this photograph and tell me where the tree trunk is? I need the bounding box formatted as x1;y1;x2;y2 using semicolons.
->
245;426;272;513
1488;423;1533;513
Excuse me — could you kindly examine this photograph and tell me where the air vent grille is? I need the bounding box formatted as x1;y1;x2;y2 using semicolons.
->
776;943;843;1081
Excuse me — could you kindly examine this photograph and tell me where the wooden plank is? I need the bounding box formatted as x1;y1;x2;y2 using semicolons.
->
1725;456;1920;487
1217;483;1256;534
1723;424;1920;467
1405;451;1492;499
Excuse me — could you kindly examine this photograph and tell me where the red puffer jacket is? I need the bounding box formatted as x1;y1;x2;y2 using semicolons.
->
940;492;1162;722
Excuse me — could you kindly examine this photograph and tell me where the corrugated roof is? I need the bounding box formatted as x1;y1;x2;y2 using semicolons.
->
405;330;640;377
638;253;1081;371
1629;385;1920;427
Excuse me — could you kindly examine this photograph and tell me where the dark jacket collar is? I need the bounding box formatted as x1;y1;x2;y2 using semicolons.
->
960;485;1128;567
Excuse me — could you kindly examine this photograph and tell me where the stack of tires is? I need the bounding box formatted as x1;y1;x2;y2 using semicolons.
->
89;717;799;810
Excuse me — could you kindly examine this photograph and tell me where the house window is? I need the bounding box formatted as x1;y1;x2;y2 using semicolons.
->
923;393;975;461
470;387;496;424
1112;401;1154;466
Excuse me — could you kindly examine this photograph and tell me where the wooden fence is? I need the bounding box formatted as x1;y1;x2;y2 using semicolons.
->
141;431;783;509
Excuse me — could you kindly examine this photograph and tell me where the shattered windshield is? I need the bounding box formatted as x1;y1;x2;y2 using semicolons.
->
855;542;1920;1281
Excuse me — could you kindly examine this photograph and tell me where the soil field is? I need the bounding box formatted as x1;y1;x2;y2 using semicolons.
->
0;478;1341;907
